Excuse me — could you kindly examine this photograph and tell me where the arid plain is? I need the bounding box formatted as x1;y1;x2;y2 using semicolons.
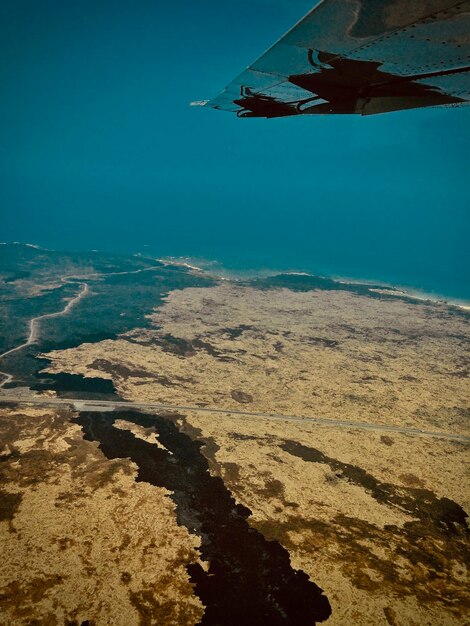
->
1;258;469;625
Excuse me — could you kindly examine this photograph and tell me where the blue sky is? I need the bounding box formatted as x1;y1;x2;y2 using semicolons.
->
1;0;469;298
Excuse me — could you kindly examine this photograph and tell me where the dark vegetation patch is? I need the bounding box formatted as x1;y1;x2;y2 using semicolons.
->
153;335;195;356
231;390;253;404
355;353;384;364
35;270;213;352
154;334;237;362
120;572;132;583
303;337;339;349
0;490;22;523
130;587;181;624
256;510;469;613
0;244;214;391
89;359;152;380
128;565;202;626
268;440;470;612
75;410;331;625
5;449;66;488
220;325;254;340
0;576;64;618
255;475;286;500
0;284;75;354
250;274;410;300
343;393;373;405
30;372;118;400
281;440;469;533
413;406;470;431
229;432;262;442
89;358;182;387
221;462;241;484
399;473;425;488
383;606;399;626
0;406;134;496
450;368;469;378
2;269;31;283
355;375;391;385
399;374;420;382
0;244;163;353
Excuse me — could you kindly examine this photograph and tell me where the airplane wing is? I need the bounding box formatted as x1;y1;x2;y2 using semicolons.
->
203;0;470;117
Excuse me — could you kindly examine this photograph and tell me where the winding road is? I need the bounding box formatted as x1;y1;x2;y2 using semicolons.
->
0;281;89;388
0;282;89;360
0;264;163;388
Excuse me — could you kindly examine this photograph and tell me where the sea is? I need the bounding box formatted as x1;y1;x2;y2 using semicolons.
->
6;231;469;306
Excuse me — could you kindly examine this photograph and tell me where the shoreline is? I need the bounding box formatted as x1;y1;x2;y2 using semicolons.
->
156;256;470;311
2;243;469;310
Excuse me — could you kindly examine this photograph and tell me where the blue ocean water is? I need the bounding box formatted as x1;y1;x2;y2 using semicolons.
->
1;1;469;302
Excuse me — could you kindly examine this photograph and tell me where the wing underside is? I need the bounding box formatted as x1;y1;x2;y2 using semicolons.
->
205;0;470;117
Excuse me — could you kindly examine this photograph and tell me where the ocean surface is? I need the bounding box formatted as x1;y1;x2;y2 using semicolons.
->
2;1;469;304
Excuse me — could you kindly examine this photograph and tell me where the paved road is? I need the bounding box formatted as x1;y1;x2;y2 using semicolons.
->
0;395;468;443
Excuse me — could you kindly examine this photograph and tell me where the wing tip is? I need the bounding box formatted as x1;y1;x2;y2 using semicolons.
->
189;100;209;107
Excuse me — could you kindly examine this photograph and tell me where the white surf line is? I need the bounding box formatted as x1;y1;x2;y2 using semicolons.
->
62;264;163;282
106;265;165;277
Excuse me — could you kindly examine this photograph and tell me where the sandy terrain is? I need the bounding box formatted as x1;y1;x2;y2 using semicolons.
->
0;406;203;625
2;282;469;624
44;284;470;434
179;409;469;625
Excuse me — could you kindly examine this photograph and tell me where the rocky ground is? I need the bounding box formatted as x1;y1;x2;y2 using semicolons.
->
1;279;469;625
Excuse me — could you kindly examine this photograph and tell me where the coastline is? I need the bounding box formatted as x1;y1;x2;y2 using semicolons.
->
2;243;469;310
155;255;470;312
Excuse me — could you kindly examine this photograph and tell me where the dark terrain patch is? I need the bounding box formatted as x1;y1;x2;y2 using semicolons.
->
0;244;214;390
256;509;469;614
399;374;420;383
220;325;254;340
231;390;254;404
383;606;398;626
31;372;118;400
228;432;263;442
153;334;238;363
0;490;22;523
88;358;185;388
263;440;470;613
303;337;339;349
281;441;468;531
75;410;331;625
89;359;151;379
220;462;241;484
0;576;64;617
